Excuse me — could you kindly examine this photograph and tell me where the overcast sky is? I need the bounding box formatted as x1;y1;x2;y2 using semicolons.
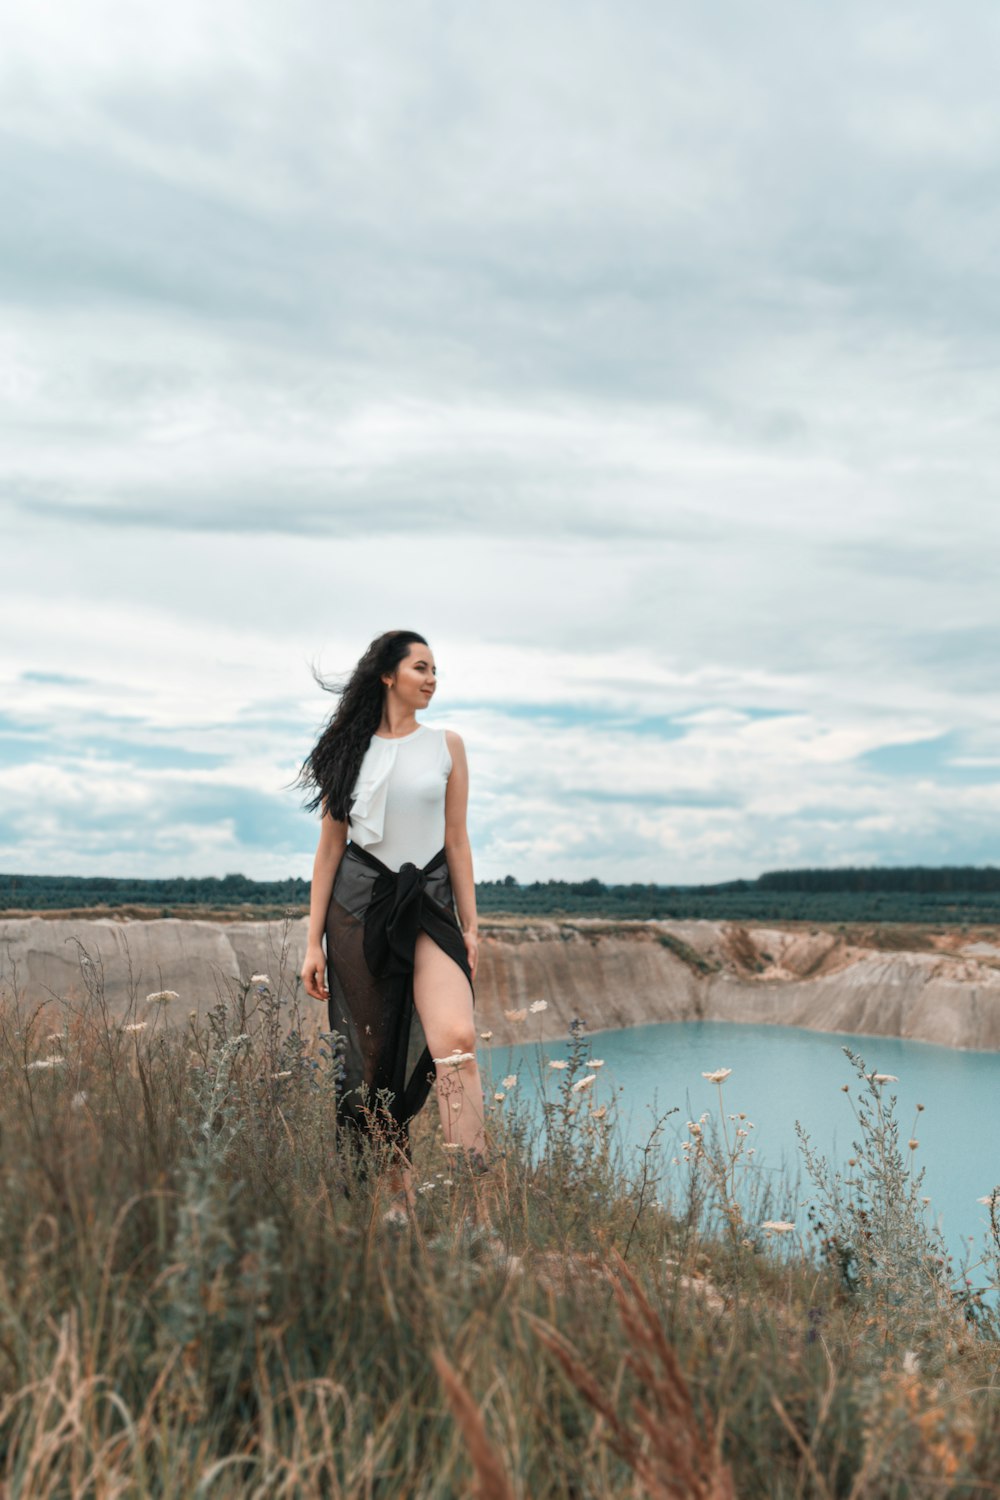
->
3;0;999;886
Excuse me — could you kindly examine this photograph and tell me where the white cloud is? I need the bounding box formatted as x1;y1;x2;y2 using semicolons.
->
2;0;999;881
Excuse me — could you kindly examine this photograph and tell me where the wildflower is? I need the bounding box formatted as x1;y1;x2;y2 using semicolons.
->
504;1008;528;1022
978;1193;998;1206
494;1092;506;1101
908;1138;919;1150
702;1067;732;1084
841;1084;849;1093
145;990;179;1005
592;1105;607;1119
590;1058;605;1068
921;1196;931;1204
122;1021;148;1033
547;1059;569;1070
736;1128;748;1138
271;1070;293;1080
451;1100;462;1111
441;1178;454;1186
433;1050;475;1065
71;1090;88;1109
572;1074;597;1092
249;974;271;987
441;1141;461;1151
761;1220;796;1234
46;1032;64;1045
529;1000;548;1013
871;1073;899;1084
479;1030;494;1040
27;1057;65;1071
501;1074;518;1088
699;1111;710;1123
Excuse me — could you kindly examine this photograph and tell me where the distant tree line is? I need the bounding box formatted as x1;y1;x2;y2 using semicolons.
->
0;872;310;913
1;864;999;923
753;865;1000;894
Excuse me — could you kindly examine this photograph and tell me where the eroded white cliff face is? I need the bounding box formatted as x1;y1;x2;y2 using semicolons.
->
2;914;998;1051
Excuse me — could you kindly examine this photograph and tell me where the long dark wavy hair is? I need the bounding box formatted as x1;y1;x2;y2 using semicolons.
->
291;630;430;822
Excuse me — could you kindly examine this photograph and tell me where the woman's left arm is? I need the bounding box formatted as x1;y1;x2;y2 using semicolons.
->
443;730;479;978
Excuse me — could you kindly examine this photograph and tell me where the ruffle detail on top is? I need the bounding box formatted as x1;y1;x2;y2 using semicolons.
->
348;737;397;847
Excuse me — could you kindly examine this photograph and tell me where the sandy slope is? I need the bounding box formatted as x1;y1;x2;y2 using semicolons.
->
2;913;999;1051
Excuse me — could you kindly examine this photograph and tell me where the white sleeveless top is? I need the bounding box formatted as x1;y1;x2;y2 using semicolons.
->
348;724;452;872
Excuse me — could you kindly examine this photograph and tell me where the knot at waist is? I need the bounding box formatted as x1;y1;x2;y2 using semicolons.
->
362;859;433;979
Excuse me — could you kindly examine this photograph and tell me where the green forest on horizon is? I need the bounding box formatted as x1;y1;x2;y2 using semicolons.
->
2;864;999;924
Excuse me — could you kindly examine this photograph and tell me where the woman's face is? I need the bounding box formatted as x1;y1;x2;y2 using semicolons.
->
388;643;437;707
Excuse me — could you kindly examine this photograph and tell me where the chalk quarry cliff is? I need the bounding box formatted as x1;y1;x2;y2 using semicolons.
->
2;914;999;1052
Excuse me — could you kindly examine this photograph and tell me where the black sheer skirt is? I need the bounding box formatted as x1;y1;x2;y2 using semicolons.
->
325;840;475;1168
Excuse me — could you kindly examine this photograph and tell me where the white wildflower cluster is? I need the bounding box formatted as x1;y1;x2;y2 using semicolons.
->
479;1030;494;1040
503;1008;527;1023
702;1067;732;1084
145;990;179;1006
547;1058;568;1071
26;1057;65;1072
433;1048;476;1066
501;1074;517;1089
761;1220;796;1235
529;1000;547;1013
571;1074;596;1093
250;974;272;988
678;1121;706;1165
122;1021;148;1034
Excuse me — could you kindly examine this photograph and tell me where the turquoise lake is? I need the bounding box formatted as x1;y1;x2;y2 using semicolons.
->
480;1020;1000;1275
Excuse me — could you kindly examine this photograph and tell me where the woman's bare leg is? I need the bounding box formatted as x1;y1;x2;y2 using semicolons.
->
411;930;488;1157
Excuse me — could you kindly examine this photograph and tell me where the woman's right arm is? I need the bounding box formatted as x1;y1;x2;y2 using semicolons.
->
301;809;348;1001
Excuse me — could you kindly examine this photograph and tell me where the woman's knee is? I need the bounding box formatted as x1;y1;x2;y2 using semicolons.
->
431;1023;478;1061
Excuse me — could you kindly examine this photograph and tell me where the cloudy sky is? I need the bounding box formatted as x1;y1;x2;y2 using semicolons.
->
3;0;999;886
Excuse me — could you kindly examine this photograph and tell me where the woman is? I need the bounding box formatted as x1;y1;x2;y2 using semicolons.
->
296;629;490;1222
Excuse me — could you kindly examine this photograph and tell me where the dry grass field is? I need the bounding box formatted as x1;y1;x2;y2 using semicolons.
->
0;939;998;1496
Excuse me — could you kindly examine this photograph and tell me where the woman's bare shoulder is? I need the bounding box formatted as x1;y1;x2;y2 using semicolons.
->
443;728;467;761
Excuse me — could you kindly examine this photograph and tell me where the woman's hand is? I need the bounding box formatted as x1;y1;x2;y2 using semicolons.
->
463;931;479;981
301;941;329;1001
